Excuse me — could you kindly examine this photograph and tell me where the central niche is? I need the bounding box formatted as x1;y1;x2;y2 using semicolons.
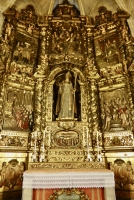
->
53;70;81;121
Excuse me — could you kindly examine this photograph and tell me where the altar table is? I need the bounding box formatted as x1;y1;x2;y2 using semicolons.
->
22;168;116;200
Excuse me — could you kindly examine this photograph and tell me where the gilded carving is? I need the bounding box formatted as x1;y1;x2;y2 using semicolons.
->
29;162;105;169
110;159;134;188
47;149;84;162
54;131;79;147
58;121;75;130
104;132;133;146
0;130;28;147
48;188;90;200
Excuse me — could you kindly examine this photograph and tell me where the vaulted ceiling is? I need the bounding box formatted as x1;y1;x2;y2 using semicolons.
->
0;0;134;36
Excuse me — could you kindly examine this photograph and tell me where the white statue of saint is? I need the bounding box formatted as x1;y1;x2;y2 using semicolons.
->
56;71;77;119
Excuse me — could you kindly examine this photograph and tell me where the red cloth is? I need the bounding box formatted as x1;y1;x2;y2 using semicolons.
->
33;188;105;200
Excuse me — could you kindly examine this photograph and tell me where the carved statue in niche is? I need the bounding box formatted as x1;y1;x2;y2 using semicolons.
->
53;71;80;121
56;71;76;119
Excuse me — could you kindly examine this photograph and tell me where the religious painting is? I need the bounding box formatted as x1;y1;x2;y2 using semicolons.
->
12;31;38;68
100;88;131;131
3;89;33;131
0;159;25;189
95;34;120;70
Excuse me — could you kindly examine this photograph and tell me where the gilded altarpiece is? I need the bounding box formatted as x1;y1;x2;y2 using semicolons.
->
29;2;103;167
0;1;134;200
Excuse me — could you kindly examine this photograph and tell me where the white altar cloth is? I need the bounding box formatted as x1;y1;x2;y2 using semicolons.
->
22;168;116;200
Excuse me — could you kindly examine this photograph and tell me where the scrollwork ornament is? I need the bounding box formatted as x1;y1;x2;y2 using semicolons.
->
58;121;75;130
